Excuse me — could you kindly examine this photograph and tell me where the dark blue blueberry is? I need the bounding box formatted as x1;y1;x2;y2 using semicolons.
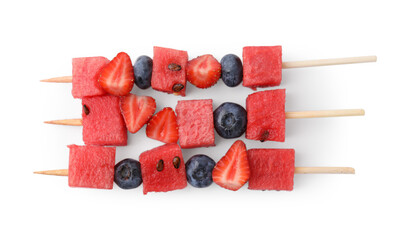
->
213;102;247;139
220;54;243;87
114;158;142;189
133;55;153;89
186;155;216;188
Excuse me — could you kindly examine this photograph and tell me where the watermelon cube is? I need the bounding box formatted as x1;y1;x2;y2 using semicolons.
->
246;89;286;142
82;95;127;146
151;46;188;96
68;144;116;189
242;46;282;89
139;144;187;194
248;148;295;191
176;99;215;148
72;57;109;98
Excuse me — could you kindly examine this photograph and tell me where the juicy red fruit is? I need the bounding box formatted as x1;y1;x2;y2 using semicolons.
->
248;149;295;191
176;99;215;148
246;89;286;142
187;54;221;88
243;46;282;89
82;95;127;146
151;46;188;96
120;94;156;134
72;57;109;98
212;140;250;191
99;52;134;96
68;145;116;189
146;107;179;144
139;144;187;194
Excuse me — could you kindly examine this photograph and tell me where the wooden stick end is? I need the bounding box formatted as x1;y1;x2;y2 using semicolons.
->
43;119;82;126
40;79;53;83
34;169;68;176
358;109;365;116
40;76;73;83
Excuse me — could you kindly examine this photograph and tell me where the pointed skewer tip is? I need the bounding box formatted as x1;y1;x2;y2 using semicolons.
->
43;119;82;126
33;169;69;176
39;79;53;83
33;171;50;175
40;76;73;83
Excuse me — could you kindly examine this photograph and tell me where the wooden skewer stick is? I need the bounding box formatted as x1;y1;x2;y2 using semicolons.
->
34;167;355;176
33;169;69;176
40;76;73;83
44;109;365;126
44;119;82;126
285;109;365;119
40;55;377;83
294;167;355;174
282;55;377;69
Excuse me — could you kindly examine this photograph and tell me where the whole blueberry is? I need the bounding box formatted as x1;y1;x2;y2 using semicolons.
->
114;158;142;189
220;54;243;87
134;55;153;89
186;155;216;188
214;102;247;139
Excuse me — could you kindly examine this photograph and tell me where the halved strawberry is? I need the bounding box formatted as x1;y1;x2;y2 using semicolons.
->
186;54;221;88
212;140;250;191
120;94;156;133
146;107;179;143
99;52;134;96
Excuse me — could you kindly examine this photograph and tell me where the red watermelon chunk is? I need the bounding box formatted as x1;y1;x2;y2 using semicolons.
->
139;144;187;194
243;46;282;89
176;99;215;148
246;89;286;142
72;57;109;98
68;144;116;189
82;95;127;146
151;46;188;96
248;148;295;191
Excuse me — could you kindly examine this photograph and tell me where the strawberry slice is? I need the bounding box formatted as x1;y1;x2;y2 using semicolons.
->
186;54;221;88
212;140;250;191
99;52;134;96
120;94;156;133
146;107;179;144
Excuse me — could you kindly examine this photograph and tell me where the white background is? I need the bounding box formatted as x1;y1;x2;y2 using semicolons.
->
1;0;407;239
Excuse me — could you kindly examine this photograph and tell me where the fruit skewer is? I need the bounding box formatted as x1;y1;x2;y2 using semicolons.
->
44;109;365;126
34;167;355;176
42;90;365;147
34;142;355;193
40;45;377;98
40;56;377;83
34;166;355;193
